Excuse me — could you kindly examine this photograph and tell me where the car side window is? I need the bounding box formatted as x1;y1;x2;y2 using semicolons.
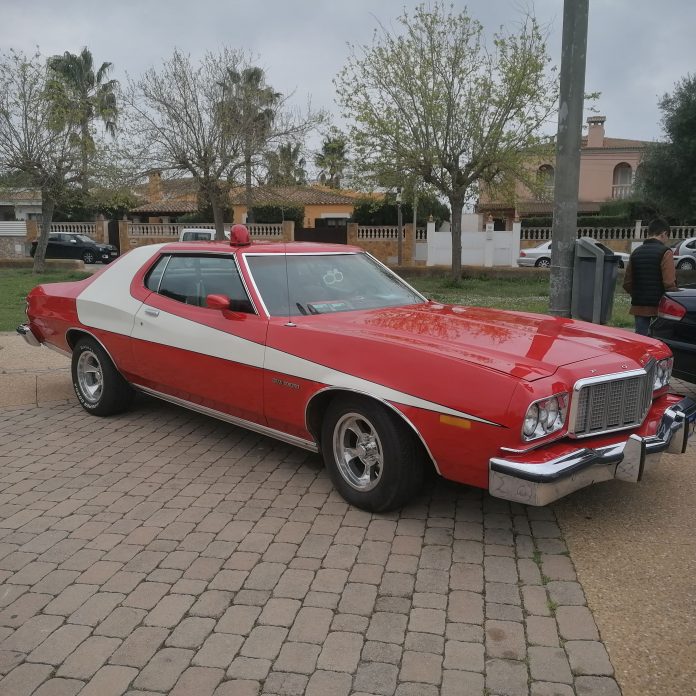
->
156;255;254;312
145;255;169;292
48;235;60;242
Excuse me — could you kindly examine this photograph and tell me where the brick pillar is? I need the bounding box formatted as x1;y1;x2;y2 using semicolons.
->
282;220;294;242
404;223;415;267
347;223;359;246
26;220;39;243
96;218;109;243
118;221;131;253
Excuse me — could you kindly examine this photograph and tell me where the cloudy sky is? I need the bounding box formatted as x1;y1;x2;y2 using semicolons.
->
1;0;693;154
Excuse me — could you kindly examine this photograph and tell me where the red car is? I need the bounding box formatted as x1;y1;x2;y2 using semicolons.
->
17;230;696;511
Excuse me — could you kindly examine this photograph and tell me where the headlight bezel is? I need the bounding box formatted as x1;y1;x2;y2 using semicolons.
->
521;392;569;442
653;357;673;391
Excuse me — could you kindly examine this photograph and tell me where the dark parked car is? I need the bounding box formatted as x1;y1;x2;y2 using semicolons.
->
30;233;118;264
651;285;696;383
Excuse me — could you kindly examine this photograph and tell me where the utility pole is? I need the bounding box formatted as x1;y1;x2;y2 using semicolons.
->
396;187;403;266
549;0;589;317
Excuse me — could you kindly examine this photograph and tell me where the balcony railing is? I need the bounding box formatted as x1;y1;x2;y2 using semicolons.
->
611;184;634;200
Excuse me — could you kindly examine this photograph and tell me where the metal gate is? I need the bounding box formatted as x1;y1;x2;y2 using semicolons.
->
295;223;347;244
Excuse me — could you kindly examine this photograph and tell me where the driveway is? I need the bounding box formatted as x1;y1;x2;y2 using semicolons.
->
0;395;623;696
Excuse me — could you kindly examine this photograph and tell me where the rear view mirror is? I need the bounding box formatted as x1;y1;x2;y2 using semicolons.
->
206;294;230;310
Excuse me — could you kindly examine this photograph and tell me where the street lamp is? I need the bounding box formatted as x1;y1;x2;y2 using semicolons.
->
396;187;403;266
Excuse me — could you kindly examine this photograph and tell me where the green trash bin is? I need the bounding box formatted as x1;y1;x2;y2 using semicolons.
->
571;237;620;324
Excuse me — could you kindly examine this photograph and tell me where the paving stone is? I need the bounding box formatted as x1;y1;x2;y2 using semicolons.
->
565;640;614;676
305;670;352;696
0;662;53;696
193;632;244;668
272;569;314;599
213;678;261;696
209;569;248;591
216;605;261;635
144;593;195;627
316;631;363;672
1;613;64;652
331;612;368;633
448;591;483;624
486;657;528;696
78;665;139;696
110;627;169;668
257;598;301;627
354;661;399;694
399;650;443;685
531;682;575;696
189;590;233;619
441;669;485;696
33;678;85;696
556;606;599;641
574;676;622;695
379;571;415;597
443;640;484;672
240;625;288;660
528;646;573;684
526;615;560;647
26;623;91;665
226;656;272;680
262;671;308;695
166;617;216;649
485;619;526;660
338;582;377;616
43;584;98;616
416;568;449;594
409;607;446;635
132;647;193;691
68;591;124;626
485;581;520;605
0;591;53;626
361;639;402;664
57;636;121;679
522;585;552;616
547;581;586;606
273;641;320;674
287;607;332;644
170;666;224;696
0;649;23;676
484;555;518;583
95;607;147;638
366;612;408;644
349;563;384;585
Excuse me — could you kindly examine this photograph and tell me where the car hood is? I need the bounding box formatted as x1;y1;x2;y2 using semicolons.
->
300;302;659;381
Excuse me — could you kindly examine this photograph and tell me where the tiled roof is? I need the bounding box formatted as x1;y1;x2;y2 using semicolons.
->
478;200;601;214
0;188;42;203
581;136;650;149
131;199;199;214
228;186;357;206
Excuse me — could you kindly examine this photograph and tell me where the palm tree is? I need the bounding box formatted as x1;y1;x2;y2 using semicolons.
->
221;67;280;222
315;129;348;188
265;143;307;186
46;47;118;192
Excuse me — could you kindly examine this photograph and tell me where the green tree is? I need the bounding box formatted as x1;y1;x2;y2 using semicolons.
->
220;67;281;223
314;128;348;188
637;75;696;223
46;47;118;193
335;2;556;279
0;50;80;272
264;142;307;185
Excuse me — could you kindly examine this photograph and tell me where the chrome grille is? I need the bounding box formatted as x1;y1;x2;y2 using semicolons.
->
570;361;656;437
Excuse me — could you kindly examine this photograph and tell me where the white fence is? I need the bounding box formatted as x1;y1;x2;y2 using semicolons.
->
522;224;696;242
357;226;405;240
128;222;283;239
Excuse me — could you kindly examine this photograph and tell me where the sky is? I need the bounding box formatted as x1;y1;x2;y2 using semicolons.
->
1;0;694;159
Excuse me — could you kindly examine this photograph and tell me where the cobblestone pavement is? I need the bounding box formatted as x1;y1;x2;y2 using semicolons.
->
0;397;622;696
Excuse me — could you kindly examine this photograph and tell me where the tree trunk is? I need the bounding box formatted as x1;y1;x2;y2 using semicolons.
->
80;119;90;194
449;196;464;281
244;153;254;224
211;192;225;241
33;192;55;274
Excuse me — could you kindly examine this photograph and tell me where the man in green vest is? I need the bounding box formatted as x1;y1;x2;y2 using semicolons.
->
623;218;678;335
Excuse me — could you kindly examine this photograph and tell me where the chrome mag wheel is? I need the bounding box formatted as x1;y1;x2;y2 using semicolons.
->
333;412;384;491
76;349;103;404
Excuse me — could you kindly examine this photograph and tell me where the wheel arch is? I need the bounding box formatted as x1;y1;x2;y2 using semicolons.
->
305;387;440;475
65;328;120;369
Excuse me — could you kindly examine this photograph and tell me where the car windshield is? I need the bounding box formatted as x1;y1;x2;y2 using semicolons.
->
246;252;426;316
74;234;95;243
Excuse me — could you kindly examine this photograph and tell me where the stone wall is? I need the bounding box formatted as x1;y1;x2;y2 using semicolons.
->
0;236;27;258
348;223;416;266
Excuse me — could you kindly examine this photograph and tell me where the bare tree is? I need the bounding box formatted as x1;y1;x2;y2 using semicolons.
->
0;50;80;272
336;2;556;279
123;49;323;238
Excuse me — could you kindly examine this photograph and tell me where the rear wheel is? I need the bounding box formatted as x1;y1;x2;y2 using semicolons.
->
677;258;696;271
71;337;133;416
535;257;551;268
321;396;424;512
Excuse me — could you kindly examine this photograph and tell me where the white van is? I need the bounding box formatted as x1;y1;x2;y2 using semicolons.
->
179;228;217;242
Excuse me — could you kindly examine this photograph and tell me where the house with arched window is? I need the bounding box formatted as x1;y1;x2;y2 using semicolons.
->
478;115;649;229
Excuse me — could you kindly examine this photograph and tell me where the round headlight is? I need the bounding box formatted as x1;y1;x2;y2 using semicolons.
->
544;397;559;430
523;404;539;437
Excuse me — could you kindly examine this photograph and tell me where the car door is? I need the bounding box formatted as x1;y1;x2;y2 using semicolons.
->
47;233;73;258
129;252;268;425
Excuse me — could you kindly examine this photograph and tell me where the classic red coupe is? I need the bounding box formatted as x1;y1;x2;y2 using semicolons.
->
17;227;696;511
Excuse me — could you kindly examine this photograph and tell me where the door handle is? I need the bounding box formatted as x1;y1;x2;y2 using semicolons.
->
144;308;160;317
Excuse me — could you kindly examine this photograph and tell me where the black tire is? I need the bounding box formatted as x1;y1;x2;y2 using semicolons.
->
320;396;424;512
618;259;625;269
71;337;133;416
535;257;551;268
82;250;96;264
677;258;696;271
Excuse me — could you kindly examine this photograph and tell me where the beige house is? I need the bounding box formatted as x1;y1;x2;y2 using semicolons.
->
478;116;649;228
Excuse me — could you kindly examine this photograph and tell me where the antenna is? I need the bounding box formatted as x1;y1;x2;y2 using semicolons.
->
283;240;295;327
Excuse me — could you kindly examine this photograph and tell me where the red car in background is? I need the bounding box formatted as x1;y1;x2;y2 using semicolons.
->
17;228;696;511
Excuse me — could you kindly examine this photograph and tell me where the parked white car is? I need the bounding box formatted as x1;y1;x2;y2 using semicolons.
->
672;237;696;270
178;228;223;242
518;239;629;268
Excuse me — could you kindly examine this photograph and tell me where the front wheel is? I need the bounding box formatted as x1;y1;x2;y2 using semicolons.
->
71;338;134;416
82;250;96;264
321;396;424;512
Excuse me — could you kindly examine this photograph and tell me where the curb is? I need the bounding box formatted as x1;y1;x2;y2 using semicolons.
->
0;368;74;407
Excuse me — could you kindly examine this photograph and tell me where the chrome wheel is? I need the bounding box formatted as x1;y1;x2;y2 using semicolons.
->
76;350;103;404
333;412;383;491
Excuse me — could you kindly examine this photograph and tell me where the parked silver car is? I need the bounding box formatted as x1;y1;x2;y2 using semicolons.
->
672;237;696;270
517;239;629;268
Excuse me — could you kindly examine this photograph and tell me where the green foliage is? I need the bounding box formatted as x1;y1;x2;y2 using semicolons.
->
335;1;557;277
637;75;696;223
250;204;304;225
52;187;138;221
351;193;449;227
315;127;349;188
265;143;307;186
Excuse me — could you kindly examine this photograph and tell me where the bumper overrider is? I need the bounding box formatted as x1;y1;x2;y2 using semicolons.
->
16;323;41;347
489;397;696;506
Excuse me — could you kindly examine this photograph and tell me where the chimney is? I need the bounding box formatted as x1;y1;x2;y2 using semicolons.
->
586;115;606;148
147;170;162;201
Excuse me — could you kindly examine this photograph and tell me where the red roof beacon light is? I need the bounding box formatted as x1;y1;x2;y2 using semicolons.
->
230;224;251;247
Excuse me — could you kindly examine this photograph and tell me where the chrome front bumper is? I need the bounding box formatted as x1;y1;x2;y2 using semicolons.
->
16;323;41;347
489;397;696;506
